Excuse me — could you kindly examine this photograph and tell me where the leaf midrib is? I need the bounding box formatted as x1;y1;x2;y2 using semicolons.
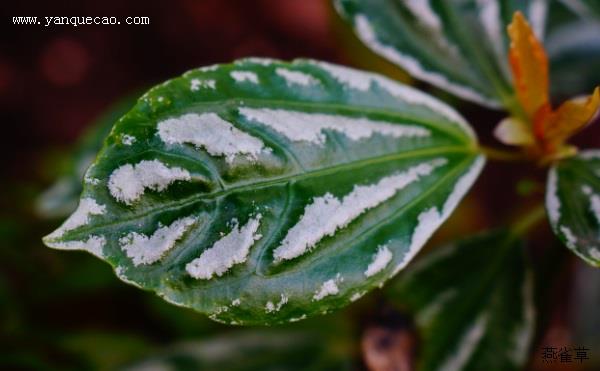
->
281;154;479;275
158;155;481;291
65;145;477;237
157;155;484;319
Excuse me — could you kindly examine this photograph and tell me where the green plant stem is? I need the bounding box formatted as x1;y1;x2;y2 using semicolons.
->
480;146;527;162
511;204;547;237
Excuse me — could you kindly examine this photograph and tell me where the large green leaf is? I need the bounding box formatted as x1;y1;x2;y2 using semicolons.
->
544;0;600;99
43;58;484;325
547;20;600;99
387;230;535;371
546;150;600;267
35;94;138;218
334;0;548;108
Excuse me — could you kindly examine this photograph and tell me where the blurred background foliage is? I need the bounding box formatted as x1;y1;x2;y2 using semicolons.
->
1;0;599;370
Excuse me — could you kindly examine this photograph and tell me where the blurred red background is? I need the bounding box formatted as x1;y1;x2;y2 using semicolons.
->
1;0;339;184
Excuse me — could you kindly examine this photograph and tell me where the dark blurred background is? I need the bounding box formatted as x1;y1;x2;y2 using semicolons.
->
1;1;599;370
1;0;340;181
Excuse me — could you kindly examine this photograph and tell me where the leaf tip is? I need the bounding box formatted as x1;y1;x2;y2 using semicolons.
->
42;230;62;248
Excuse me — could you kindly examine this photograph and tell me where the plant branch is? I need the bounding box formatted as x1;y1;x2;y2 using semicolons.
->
480;146;527;162
511;204;547;237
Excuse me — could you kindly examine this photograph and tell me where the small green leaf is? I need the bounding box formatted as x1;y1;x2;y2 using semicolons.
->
546;150;600;267
387;230;535;371
334;0;547;107
43;59;484;325
35;94;138;218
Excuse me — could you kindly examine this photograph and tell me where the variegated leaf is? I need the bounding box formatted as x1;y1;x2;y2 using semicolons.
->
387;230;535;371
43;59;484;325
333;0;549;108
546;150;600;267
548;20;600;99
558;0;600;18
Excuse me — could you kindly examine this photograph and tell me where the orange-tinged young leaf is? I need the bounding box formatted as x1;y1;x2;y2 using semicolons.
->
505;11;598;158
532;102;553;141
541;87;600;151
508;11;550;120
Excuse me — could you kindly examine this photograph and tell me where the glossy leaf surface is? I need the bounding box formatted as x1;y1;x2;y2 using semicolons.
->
334;0;548;108
546;150;600;267
388;230;535;371
44;59;484;324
